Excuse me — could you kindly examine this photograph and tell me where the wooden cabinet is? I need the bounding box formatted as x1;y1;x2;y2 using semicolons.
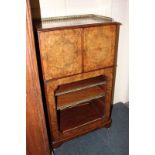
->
35;14;121;148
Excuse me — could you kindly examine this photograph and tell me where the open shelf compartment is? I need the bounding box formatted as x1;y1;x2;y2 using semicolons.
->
55;76;107;132
57;85;105;110
58;97;105;132
55;76;106;110
55;75;106;96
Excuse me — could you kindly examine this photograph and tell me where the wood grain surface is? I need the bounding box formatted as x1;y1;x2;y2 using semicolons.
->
35;17;120;148
57;85;106;110
83;25;116;71
38;29;82;80
44;67;114;143
55;75;106;96
59;97;105;132
26;0;51;154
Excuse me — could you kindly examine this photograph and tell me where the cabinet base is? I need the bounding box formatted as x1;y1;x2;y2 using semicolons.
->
104;119;112;128
51;119;112;148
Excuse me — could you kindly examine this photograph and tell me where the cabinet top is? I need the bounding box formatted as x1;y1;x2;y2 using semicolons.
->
35;14;121;32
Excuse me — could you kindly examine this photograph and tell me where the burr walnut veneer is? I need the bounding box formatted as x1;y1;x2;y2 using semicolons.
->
35;15;121;148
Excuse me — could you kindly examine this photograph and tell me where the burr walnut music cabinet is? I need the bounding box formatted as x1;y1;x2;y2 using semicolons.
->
34;14;121;148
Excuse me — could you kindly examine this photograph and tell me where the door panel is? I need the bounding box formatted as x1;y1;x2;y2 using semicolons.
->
83;25;116;72
39;29;82;80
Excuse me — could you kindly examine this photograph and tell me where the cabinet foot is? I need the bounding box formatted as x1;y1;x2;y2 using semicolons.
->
52;141;63;148
104;120;111;128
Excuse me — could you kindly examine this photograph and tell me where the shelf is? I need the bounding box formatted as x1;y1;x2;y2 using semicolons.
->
57;85;106;110
59;97;105;132
55;76;106;96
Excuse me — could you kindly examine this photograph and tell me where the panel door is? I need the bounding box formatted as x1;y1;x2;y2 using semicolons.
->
83;25;116;72
39;29;82;80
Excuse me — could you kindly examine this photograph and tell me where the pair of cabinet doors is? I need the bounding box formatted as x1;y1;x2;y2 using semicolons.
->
38;25;117;81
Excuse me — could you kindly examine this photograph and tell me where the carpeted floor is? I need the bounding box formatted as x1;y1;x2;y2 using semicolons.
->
54;103;129;155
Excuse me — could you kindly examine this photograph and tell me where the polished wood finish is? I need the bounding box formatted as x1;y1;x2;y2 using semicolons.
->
35;15;120;148
55;75;106;96
26;0;51;154
52;117;111;148
57;85;106;110
59;97;105;132
84;25;116;71
45;67;114;146
38;29;82;80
